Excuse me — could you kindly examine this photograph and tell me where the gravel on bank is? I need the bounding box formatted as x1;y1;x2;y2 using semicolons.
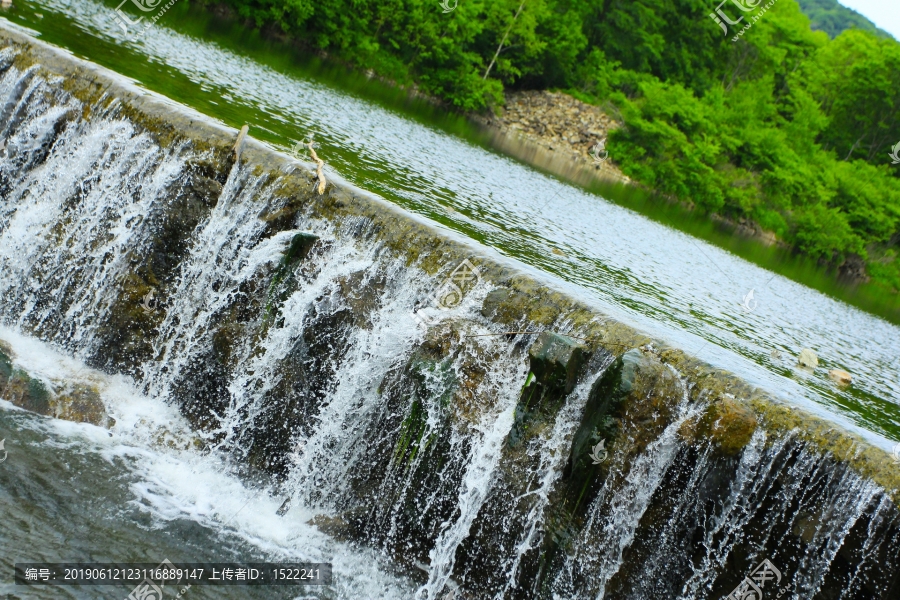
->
476;90;630;184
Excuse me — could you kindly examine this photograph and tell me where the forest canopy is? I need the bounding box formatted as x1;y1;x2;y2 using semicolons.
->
208;0;900;293
796;0;890;39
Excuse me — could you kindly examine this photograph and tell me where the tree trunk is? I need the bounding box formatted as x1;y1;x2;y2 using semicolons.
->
483;0;526;81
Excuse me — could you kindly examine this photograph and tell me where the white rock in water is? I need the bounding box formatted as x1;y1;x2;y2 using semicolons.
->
828;369;852;386
798;348;818;369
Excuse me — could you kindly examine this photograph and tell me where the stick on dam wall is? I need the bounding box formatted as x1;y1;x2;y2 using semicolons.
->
1;25;899;599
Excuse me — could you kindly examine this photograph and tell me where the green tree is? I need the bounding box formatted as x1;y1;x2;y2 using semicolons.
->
799;29;900;162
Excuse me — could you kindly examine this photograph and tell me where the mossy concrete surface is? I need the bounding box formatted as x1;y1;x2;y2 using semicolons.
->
680;395;758;456
1;24;897;505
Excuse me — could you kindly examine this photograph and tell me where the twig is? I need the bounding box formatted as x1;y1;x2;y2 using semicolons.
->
221;486;265;527
232;124;249;162
483;0;526;80
308;142;326;195
466;330;589;341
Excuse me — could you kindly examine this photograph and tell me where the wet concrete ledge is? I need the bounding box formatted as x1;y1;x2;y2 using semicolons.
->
1;24;898;505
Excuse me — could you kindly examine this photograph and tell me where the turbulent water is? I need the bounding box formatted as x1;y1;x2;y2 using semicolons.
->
0;328;416;600
1;42;899;600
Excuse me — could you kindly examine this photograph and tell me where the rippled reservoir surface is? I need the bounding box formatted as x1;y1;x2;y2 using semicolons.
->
2;0;898;454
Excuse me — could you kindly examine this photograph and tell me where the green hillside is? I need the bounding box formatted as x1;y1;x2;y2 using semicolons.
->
797;0;892;39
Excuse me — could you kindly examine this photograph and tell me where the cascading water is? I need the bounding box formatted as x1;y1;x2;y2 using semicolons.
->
1;34;899;600
555;381;705;600
490;354;614;600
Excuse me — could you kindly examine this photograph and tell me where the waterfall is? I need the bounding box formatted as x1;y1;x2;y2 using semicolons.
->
491;354;614;600
141;164;273;401
2;40;899;600
551;378;702;599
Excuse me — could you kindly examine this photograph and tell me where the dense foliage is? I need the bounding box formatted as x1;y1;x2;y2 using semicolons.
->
796;0;889;39
208;0;900;293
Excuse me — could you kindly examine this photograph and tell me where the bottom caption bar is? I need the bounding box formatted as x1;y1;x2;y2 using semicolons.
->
15;561;332;586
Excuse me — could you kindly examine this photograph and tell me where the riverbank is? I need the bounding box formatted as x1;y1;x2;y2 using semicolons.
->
478;88;899;323
472;90;630;186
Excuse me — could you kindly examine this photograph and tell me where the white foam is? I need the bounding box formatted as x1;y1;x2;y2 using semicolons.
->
0;325;415;598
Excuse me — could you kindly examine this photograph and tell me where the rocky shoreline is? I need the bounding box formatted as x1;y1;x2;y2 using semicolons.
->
475;90;630;184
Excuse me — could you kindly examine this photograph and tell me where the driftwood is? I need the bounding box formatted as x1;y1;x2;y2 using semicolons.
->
308;141;326;195
232;124;249;161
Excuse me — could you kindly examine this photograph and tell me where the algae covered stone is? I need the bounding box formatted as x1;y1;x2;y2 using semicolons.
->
1;345;50;413
690;396;758;455
54;383;116;428
283;232;319;264
0;343;115;428
528;331;586;394
618;348;643;394
1;367;51;415
0;343;12;381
